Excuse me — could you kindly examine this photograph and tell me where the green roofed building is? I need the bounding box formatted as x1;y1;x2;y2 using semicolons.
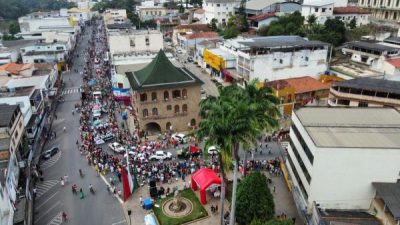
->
126;50;203;134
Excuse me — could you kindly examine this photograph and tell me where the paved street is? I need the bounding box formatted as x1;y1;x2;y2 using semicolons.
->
34;25;126;225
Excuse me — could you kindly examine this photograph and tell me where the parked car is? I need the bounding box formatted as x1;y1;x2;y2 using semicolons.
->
149;151;172;160
171;133;188;144
177;145;201;158
207;146;220;155
187;56;193;62
108;142;126;153
176;49;182;54
94;138;105;145
42;147;59;160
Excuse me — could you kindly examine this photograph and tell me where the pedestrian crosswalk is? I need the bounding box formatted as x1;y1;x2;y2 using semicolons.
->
36;180;59;199
41;151;62;170
61;88;81;95
46;212;63;225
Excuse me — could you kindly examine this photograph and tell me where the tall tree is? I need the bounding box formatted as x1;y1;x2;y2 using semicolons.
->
236;172;275;225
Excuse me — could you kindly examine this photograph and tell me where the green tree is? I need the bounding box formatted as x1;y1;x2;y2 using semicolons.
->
307;14;317;26
348;17;357;29
209;18;218;31
250;219;294;225
258;25;269;36
179;3;185;13
236;172;275;225
8;21;20;36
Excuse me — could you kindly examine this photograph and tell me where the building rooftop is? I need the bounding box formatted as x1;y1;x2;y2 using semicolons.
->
345;41;400;53
384;36;400;45
333;6;370;14
302;0;334;6
174;24;212;32
271;76;330;93
0;86;35;98
194;9;205;14
295;107;400;148
106;23;132;30
126;50;203;91
0;104;18;127
186;31;218;40
332;77;400;95
208;48;237;60
23;50;65;56
318;209;382;225
204;0;241;3
373;181;400;220
386;57;400;68
108;29;161;36
0;63;34;75
244;0;282;10
248;13;277;22
238;36;328;49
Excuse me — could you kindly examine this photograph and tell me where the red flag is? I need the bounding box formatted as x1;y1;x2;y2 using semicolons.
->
121;167;131;201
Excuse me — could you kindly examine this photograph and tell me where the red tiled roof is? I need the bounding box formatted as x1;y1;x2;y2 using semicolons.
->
333;7;370;15
194;9;205;14
248;13;277;22
0;63;34;75
174;24;211;32
386;57;400;68
285;76;330;94
186;31;218;39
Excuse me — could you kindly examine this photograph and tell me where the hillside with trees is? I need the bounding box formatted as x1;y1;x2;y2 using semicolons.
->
0;0;76;20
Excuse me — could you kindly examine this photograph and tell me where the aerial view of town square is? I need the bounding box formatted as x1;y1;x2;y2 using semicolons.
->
0;0;399;225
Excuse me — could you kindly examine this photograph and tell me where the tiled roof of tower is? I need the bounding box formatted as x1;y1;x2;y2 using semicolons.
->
126;50;203;91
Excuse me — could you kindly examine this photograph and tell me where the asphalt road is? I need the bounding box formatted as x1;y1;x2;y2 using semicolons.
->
34;24;127;225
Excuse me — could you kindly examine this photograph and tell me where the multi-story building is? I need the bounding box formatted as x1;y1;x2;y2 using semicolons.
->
0;104;24;225
341;41;400;74
20;41;69;68
203;0;241;26
265;76;330;116
233;36;329;84
172;24;212;47
358;0;400;22
176;31;219;56
138;6;168;21
328;77;400;109
286;107;400;221
126;50;203;133
371;182;400;225
237;0;301;17
108;30;163;56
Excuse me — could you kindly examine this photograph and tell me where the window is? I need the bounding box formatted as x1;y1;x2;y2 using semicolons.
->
118;83;123;88
172;90;181;98
166;122;171;130
376;91;388;98
143;109;148;117
56;46;63;50
174;105;180;113
388;0;391;6
337;99;350;105
152;107;158;116
397;0;400;6
151;92;157;101
182;89;187;98
182;104;187;112
394;12;398;20
291;124;314;164
164;91;169;100
362;90;376;96
322;8;326;12
350;88;362;94
287;153;309;199
140;93;147;102
385;11;389;19
19;121;22;128
167;105;172;111
358;101;369;107
279;59;283;64
290;139;312;183
217;3;220;6
314;8;319;12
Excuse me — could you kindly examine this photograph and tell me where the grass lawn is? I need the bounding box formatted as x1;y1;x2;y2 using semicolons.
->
153;189;208;225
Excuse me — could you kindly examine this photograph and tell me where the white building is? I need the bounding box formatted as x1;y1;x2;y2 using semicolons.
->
342;41;400;73
301;0;334;24
286;107;400;220
230;36;329;84
60;8;92;23
18;14;76;40
20;41;69;64
108;30;163;63
333;7;371;26
238;0;301;17
204;0;241;26
0;47;18;65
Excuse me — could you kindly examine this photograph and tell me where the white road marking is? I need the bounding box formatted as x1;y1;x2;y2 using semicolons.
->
35;201;62;224
41;151;62;170
46;212;63;225
36;191;59;210
35;180;59;199
111;220;127;225
100;174;123;204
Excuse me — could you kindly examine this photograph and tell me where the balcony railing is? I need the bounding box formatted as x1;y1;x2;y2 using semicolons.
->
141;112;188;120
330;88;400;106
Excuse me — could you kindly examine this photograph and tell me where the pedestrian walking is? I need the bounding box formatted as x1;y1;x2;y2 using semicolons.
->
55;114;58;120
60;177;65;186
33;187;37;198
79;188;84;199
273;186;276;193
140;196;143;205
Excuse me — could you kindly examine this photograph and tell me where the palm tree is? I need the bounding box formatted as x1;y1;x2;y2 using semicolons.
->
198;81;280;225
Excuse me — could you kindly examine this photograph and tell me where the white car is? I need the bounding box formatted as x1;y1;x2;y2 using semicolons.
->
207;146;220;155
149;151;172;161
172;133;188;144
108;142;125;153
95;138;105;145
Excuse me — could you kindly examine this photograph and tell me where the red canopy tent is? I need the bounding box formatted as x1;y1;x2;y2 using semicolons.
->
191;168;222;204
